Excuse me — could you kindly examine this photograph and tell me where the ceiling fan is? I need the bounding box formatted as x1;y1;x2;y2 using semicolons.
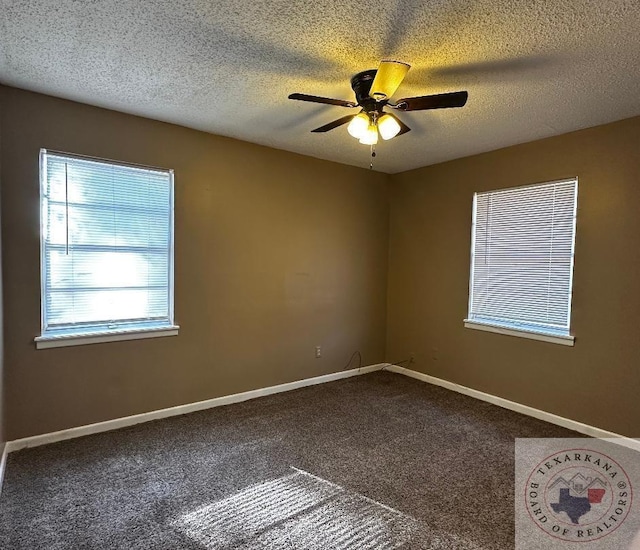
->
288;61;468;145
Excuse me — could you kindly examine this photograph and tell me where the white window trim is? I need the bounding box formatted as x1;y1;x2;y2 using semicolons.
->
35;325;180;349
37;149;177;348
465;178;578;346
463;319;574;346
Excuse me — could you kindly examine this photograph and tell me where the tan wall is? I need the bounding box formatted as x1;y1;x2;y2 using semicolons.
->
0;93;4;448
0;86;390;440
3;83;638;442
387;116;640;438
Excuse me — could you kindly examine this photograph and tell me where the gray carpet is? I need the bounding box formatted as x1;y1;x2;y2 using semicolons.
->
0;370;577;549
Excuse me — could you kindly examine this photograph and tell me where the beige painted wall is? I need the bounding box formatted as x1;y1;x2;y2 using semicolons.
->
0;94;4;449
387;116;640;438
2;83;638;442
0;86;390;440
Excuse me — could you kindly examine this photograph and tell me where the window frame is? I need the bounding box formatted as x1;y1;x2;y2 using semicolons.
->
463;178;578;346
35;149;179;349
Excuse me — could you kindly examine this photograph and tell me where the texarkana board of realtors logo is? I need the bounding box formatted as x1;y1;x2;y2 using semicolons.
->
516;439;640;549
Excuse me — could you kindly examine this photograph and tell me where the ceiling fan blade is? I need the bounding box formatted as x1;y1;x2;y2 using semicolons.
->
386;112;411;136
395;91;468;111
288;93;357;108
369;60;411;100
311;115;355;133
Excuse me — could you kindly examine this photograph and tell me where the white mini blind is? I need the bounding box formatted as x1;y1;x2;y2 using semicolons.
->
40;150;174;337
467;179;578;337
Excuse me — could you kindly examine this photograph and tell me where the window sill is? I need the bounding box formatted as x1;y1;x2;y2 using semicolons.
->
463;320;574;346
35;325;180;349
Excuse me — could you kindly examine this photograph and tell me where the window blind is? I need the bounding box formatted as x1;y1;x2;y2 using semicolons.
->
467;179;578;337
40;150;174;337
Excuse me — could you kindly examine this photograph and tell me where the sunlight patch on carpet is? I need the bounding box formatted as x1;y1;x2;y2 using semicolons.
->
173;467;418;549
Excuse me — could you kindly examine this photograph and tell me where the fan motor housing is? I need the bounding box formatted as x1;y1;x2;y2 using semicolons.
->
350;70;384;113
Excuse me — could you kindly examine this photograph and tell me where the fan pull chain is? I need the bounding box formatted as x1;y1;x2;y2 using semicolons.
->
369;145;376;170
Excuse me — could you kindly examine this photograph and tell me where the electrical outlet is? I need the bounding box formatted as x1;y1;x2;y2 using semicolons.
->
409;352;416;363
315;346;321;358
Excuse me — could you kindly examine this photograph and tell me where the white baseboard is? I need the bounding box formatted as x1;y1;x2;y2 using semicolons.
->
5;362;638;458
0;443;7;497
385;364;640;452
5;364;385;453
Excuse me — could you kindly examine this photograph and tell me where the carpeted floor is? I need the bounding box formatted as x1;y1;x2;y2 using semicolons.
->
0;370;577;549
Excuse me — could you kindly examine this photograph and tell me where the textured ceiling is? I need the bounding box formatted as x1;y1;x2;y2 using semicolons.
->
1;0;639;173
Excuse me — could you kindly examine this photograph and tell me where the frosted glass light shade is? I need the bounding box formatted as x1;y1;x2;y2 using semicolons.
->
347;113;369;139
378;114;401;140
359;124;379;145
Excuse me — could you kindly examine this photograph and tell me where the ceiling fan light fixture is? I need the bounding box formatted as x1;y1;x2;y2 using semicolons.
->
378;114;401;140
289;59;468;148
347;112;370;139
359;124;379;145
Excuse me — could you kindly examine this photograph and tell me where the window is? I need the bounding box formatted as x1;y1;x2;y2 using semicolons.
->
465;179;578;345
36;150;178;349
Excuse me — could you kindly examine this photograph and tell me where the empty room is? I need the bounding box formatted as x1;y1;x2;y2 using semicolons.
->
0;1;639;549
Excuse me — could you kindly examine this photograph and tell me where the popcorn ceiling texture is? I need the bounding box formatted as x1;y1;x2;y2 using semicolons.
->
1;0;639;173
